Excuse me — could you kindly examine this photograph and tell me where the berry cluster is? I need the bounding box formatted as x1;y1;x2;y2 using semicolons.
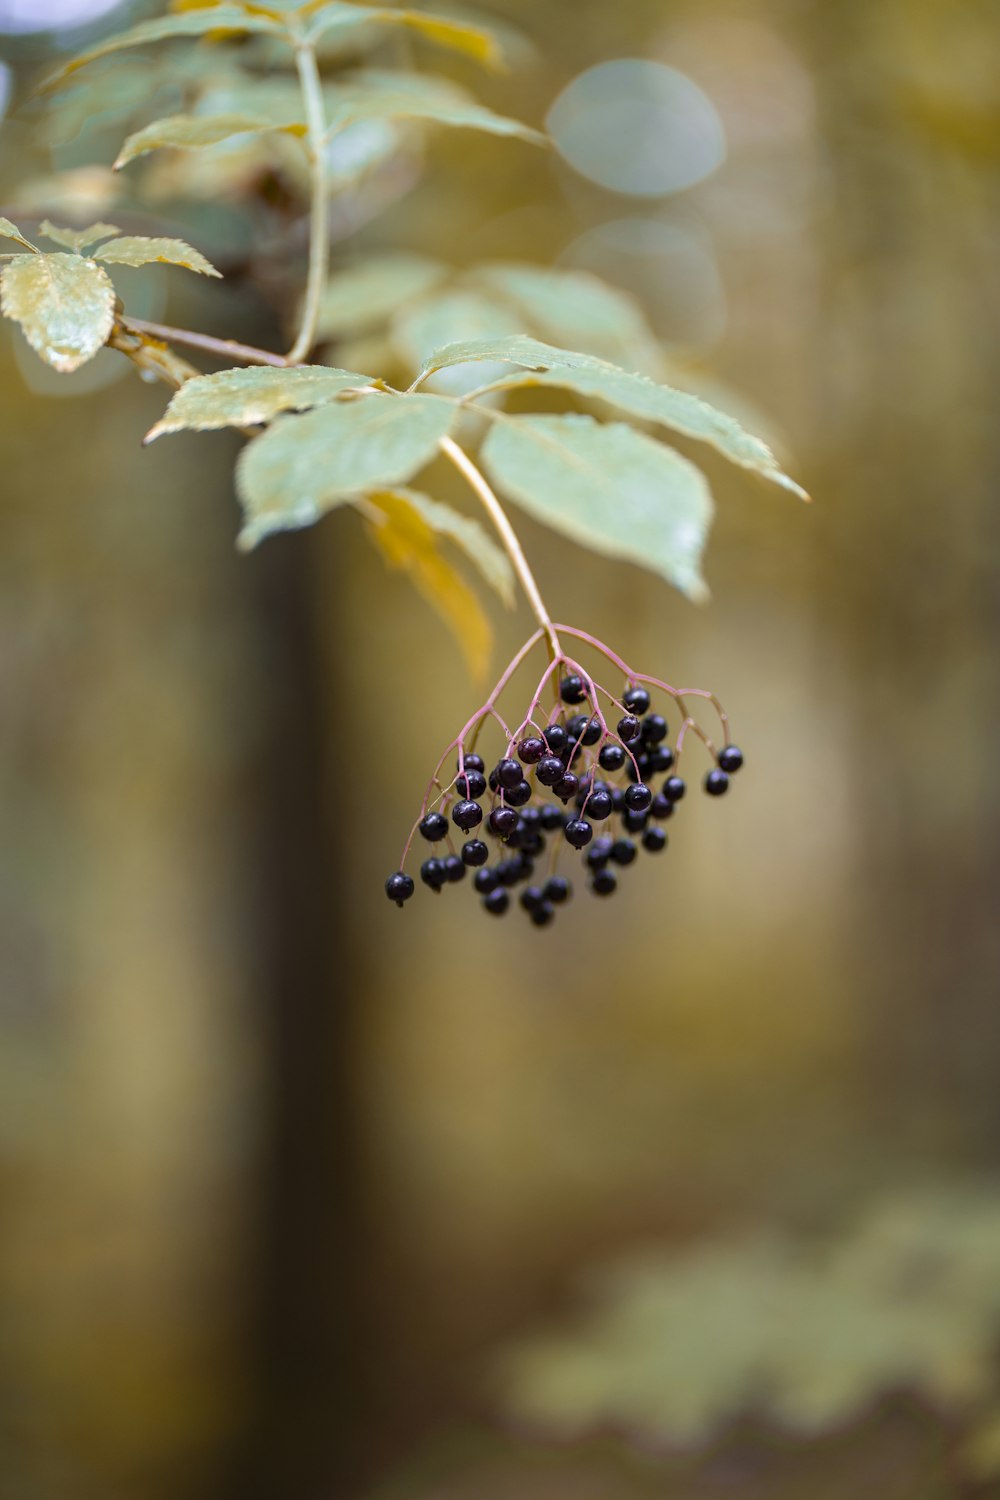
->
384;626;742;927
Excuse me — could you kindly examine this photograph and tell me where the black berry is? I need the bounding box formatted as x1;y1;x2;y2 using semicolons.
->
544;876;571;905
536;755;565;787
649;745;675;774
474;867;498;894
496;757;522;790
506;779;532;808
555;772;580;802
587;835;615;868
592;868;618;896
444;854;466;882
664;776;687;803
564;818;593;849
483;887;510;915
587;788;613;821
599;743;626;773
704;769;730;797
518;735;546;764
543;723;568;753
530;904;555;927
640;713;667;744
540;804;565;831
567;713;602;747
560;674;588;705
623;809;648;834
520;885;546;913
642;826;667;854
385;872;414;906
719;745;744;773
617;714;642;744
456;769;487;799
611;839;637;867
650;792;675;820
625;782;652;812
419;811;448;842
452;799;483;831
462;839;489;867
420;857;446;891
623;686;650;715
458;753;485;774
489;806;519;837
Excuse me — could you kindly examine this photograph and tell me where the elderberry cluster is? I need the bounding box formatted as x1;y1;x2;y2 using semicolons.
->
384;673;743;928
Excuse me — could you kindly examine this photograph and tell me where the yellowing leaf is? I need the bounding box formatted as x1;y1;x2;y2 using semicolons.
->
365;490;492;680
40;8;282;92
236;392;457;549
0;252;115;372
315;253;449;340
482;413;714;603
146;364;375;442
38;220;120;253
114;112;304;172
304;3;505;70
369;487;514;607
95;236;221;277
0;217;37;252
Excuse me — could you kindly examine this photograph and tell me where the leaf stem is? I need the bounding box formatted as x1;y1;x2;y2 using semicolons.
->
439;435;560;659
286;34;329;366
119;316;288;367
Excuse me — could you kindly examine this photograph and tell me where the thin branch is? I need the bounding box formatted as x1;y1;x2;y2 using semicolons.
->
439;435;560;660
120;316;288;368
286;36;330;365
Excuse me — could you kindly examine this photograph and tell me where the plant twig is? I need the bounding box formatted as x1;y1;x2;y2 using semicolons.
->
286;35;330;365
120;316;288;368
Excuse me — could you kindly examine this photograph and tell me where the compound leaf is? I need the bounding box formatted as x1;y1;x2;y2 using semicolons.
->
364;490;494;680
38;220;120;252
114;112;304;171
468;262;662;368
95;236;221;276
305;4;504;69
315;253;449;340
146;364;375;441
236;392;456;549
0;252;115;372
482;413;714;602
392;290;525;392
370;486;514;607
40;9;282;92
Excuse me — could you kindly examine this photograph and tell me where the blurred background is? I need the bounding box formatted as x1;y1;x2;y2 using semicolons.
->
1;1;999;1497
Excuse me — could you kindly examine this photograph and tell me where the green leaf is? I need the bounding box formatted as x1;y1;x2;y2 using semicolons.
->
481;413;714;602
469;349;810;500
236;392;457;549
305;4;505;69
0;252;115;372
323;70;543;143
38;220;120;253
391;290;525;392
315;253;449;340
114;112;304;171
417;332;611;384
0;217;37;252
468;262;662;369
364;490;495;681
369;486;514;607
95;236;221;277
40;9;282;92
145;364;376;442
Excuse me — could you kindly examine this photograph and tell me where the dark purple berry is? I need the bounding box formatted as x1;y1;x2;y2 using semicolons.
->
536;754;565;787
587;788;613;821
592;868;618;896
664;776;686;803
518;735;547;765
617;714;642;744
623;686;651;715
444;854;466;882
506;779;532;808
460;752;485;773
530;904;555;927
496;757;522;790
385;872;414;906
587;836;615;868
520;885;546;913
611;839;637;867
642;826;667;854
641;714;668;745
545;876;571;905
609;786;626;813
650;745;675;774
488;767;500;793
483;887;510;915
419;811;448;842
567;713;602;747
704;769;730;797
623;809;648;834
625;782;652;812
599;743;626;773
719;745;744;773
564;818;593;849
543;723;568;753
462;839;489;867
540;804;565;831
489;806;519;837
497;856;528;886
452;799;483;831
456;769;487;799
650;792;675;820
560;674;588;705
474;867;498;894
555;772;580;802
420;857;446;891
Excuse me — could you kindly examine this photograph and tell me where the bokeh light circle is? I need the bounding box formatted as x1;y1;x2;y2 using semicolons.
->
547;59;726;198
